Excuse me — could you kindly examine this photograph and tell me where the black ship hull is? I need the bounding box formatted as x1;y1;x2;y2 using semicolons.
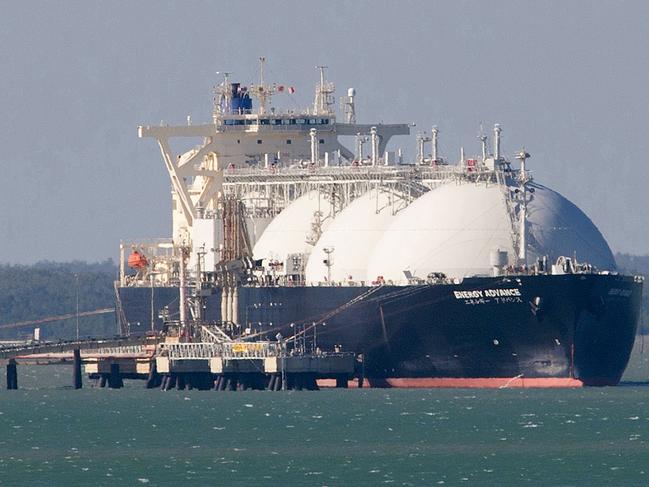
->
117;273;642;387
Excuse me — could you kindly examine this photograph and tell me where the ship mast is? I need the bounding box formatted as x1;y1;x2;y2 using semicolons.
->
516;148;531;265
314;65;335;115
478;125;487;162
249;57;274;115
213;72;232;122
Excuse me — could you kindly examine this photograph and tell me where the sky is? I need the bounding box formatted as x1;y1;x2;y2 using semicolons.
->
1;0;648;263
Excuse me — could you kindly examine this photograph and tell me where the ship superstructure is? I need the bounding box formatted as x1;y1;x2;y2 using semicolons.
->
134;60;408;261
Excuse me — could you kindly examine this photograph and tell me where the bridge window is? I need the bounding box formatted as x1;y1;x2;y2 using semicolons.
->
260;119;270;125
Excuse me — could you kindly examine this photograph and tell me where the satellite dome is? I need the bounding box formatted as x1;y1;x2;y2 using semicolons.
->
305;189;405;283
252;191;332;261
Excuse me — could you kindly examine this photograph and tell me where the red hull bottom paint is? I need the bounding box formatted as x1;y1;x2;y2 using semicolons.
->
317;377;586;388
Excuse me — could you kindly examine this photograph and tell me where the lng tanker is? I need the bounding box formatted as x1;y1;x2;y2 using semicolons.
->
116;60;642;387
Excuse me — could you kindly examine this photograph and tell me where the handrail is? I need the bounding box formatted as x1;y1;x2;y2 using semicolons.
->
158;341;282;360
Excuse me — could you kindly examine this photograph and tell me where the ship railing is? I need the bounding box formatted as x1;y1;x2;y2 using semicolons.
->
223;167;500;189
223;163;499;176
158;341;282;360
90;345;149;356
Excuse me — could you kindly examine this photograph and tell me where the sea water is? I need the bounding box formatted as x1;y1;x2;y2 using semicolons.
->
1;348;648;486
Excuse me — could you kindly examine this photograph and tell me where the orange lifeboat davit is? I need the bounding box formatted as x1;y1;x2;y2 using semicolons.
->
127;250;149;269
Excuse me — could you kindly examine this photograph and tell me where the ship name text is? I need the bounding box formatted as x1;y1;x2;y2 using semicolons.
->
453;288;522;299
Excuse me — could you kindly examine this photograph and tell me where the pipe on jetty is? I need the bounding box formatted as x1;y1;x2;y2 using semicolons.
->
221;288;229;322
231;287;239;325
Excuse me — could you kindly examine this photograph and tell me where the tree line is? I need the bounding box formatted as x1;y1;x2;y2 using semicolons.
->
0;260;118;340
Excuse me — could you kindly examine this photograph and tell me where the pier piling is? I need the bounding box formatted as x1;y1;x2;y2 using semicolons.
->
107;363;123;389
6;359;18;390
146;360;158;389
73;349;82;389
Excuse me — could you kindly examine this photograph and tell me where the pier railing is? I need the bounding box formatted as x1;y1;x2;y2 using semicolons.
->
158;341;282;360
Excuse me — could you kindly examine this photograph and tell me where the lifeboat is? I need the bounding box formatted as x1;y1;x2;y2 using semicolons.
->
127;250;149;269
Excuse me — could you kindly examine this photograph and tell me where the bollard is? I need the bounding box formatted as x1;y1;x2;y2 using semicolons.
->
73;349;82;390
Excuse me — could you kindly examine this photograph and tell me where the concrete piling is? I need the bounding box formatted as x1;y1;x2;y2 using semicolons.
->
73;349;82;389
146;360;158;389
107;363;123;389
6;359;17;390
